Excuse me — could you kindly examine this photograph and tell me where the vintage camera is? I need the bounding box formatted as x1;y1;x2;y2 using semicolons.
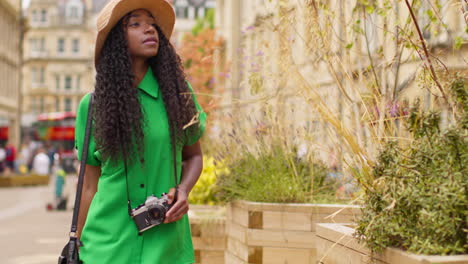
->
131;193;173;234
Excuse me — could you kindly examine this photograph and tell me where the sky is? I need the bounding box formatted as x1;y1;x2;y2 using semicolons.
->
23;0;30;9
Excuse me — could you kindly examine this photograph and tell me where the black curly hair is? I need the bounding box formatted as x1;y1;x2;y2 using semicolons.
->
93;14;198;165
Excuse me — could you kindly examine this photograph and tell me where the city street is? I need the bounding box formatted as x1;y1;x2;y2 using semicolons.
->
0;185;72;264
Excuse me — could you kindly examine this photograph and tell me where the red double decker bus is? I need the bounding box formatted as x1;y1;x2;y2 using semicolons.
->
33;112;77;172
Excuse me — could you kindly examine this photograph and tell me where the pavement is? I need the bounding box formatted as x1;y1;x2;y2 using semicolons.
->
0;181;76;264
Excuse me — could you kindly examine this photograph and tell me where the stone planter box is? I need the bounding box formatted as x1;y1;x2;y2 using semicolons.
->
0;174;49;187
315;223;468;264
189;205;226;264
225;200;361;264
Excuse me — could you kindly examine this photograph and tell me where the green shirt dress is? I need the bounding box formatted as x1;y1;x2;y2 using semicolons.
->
74;67;206;264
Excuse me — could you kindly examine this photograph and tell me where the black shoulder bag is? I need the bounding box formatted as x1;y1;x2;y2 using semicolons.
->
58;93;94;264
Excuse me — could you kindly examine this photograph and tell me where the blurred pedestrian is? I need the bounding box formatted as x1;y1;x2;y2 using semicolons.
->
26;139;39;171
45;142;57;171
32;146;50;176
74;1;206;263
0;145;5;174
17;141;31;174
5;141;16;173
47;153;67;211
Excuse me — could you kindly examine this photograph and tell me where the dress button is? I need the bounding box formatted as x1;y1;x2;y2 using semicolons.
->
140;184;144;188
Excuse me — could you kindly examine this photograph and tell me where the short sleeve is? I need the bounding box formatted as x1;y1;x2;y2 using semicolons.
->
185;82;207;146
75;93;101;166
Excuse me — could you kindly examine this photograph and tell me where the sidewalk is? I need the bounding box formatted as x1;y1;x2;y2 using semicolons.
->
0;185;73;264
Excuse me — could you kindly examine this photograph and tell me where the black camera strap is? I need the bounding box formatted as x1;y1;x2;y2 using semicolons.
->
123;124;179;216
69;92;94;242
123;157;132;216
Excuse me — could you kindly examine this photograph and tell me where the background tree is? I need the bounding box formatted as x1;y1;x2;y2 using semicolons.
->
178;9;223;115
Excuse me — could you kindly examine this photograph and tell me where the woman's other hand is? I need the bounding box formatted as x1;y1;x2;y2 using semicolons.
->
164;141;203;223
164;187;189;223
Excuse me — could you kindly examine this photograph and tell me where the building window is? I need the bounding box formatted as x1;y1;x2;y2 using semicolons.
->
31;67;37;85
31;97;37;113
32;10;38;22
40;97;45;113
188;6;195;19
55;75;60;90
55;97;60;112
176;7;189;18
72;39;80;53
40;9;47;23
30;38;37;53
57;38;65;53
64;98;72;112
66;2;84;24
76;75;81;90
65;75;72;90
40;38;45;52
39;67;45;84
195;7;205;18
70;6;78;19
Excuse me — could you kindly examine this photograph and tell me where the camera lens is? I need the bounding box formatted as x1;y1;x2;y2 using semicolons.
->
148;205;166;225
152;210;161;219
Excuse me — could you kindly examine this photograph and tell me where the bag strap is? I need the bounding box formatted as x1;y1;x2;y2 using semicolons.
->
70;93;94;237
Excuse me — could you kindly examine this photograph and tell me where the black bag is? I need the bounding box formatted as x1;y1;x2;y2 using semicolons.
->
59;239;81;264
58;94;94;264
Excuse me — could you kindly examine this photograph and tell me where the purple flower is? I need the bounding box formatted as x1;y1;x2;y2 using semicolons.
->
219;72;230;78
256;51;264;56
389;102;400;117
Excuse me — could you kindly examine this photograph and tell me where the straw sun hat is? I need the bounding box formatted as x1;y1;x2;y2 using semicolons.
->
95;0;175;65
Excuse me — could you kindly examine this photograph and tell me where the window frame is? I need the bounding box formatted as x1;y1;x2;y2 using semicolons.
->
64;75;72;90
40;9;47;23
72;38;80;53
57;38;65;54
64;98;72;112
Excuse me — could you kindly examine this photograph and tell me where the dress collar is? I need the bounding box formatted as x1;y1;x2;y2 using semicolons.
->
137;67;159;99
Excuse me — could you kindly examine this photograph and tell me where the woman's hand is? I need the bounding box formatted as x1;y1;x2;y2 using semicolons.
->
164;187;189;223
164;141;203;224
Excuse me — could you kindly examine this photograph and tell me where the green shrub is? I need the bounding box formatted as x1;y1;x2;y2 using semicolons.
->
216;142;338;203
355;77;468;255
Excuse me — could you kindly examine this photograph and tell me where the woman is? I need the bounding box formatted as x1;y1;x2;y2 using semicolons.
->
74;0;206;263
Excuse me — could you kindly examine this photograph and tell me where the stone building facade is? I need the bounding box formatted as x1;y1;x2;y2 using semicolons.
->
214;0;467;166
170;0;216;45
0;0;21;147
22;0;95;126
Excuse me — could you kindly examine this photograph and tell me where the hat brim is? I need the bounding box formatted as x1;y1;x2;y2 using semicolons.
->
95;0;175;66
